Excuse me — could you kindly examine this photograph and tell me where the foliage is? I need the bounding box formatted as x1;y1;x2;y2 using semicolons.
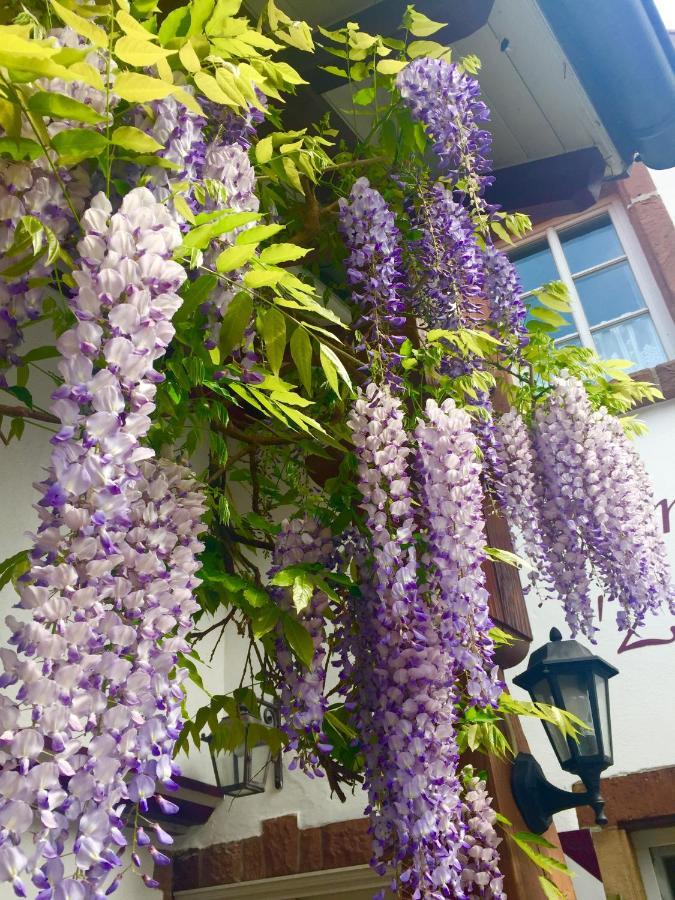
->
0;0;667;896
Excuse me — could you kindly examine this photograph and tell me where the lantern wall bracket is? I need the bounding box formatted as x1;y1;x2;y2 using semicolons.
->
511;752;608;834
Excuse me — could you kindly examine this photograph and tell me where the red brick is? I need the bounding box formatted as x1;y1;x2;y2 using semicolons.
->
321;818;371;869
577;765;675;828
173;850;200;892
262;814;299;877
201;841;243;887
299;826;324;873
241;836;264;882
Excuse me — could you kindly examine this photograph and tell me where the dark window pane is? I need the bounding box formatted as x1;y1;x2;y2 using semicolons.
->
574;261;646;327
511;241;558;294
560;215;624;273
593;314;666;371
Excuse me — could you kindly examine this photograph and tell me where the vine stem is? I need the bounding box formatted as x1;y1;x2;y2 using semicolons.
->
0;403;58;424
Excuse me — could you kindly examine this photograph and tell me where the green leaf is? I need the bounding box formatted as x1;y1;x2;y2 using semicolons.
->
529;307;568;328
512;833;571;876
0;549;29;591
259;243;309;265
319;344;352;394
27;90;106;124
111;125;164;153
252;604;280;638
402;5;446;36
219;293;253;358
2;385;32;407
292;573;313;613
538;876;566;900
353;86;376;105
236;223;285;245
114;71;175;103
407;39;449;58
244;268;285;289
261;307;286;375
180;211;260;251
21;346;60;363
290;326;312;395
485;546;531;571
255;135;273;164
51;128;108;164
158;6;191;44
376;59;408;75
0;137;42;161
216;243;257;273
282;614;314;668
50;0;108;48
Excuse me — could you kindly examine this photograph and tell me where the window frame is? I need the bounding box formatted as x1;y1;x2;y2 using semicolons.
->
512;200;675;365
632;825;675;900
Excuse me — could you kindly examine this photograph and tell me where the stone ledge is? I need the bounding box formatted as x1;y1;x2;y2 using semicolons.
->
630;358;675;407
577;765;675;829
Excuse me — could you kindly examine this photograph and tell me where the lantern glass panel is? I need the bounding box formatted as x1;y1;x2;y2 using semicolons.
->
557;671;598;756
594;673;612;759
248;740;272;791
532;677;572;763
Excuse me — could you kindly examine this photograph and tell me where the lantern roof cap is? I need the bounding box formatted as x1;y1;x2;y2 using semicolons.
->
513;628;618;691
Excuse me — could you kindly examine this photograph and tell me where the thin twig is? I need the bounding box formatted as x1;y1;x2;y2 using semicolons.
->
190;608;237;643
0;403;59;424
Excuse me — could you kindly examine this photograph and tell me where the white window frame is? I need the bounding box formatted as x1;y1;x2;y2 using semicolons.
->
632;825;675;900
512;200;675;364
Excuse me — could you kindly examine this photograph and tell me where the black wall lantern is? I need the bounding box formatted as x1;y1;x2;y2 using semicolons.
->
511;627;618;834
208;700;284;797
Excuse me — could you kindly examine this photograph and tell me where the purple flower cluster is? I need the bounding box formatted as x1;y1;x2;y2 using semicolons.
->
396;58;492;192
339;178;406;382
271;518;333;775
499;378;674;637
412;182;484;330
0;188;206;894
415;398;501;707
458;767;505;899
0;162;87;376
347;384;502;897
482;244;528;351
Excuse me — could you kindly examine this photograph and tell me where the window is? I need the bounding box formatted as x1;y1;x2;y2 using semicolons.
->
633;826;675;900
510;207;673;372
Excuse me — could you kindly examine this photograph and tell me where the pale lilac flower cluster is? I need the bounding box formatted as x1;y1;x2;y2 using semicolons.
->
415;398;501;707
347;384;503;897
396;58;492;191
458;767;505;899
339;178;406;382
0;188;206;895
271;518;333;775
499;379;674;636
0;162;87;377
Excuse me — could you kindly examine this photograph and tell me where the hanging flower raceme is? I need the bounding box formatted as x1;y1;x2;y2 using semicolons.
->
500;378;674;637
0;188;206;896
396;57;492;194
347;384;503;898
482;244;528;352
339;178;407;383
414;398;501;707
457;767;506;900
271;518;334;776
0;161;87;378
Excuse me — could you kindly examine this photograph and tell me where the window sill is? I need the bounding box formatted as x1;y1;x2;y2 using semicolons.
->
630;359;675;407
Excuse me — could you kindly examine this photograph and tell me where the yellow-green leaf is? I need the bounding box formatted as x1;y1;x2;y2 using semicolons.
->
259;243;309;265
256;135;273;165
215;244;257;273
115;9;156;40
403;8;446;37
244;268;284;289
261;307;286;374
179;41;201;73
114;71;175;103
407;39;449;58
236;223;285;245
376;59;408;75
290;326;312;395
114;36;175;67
194;70;232;105
50;0;108;48
529;307;568;328
68;61;104;90
319;343;352;394
111;125;163;153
